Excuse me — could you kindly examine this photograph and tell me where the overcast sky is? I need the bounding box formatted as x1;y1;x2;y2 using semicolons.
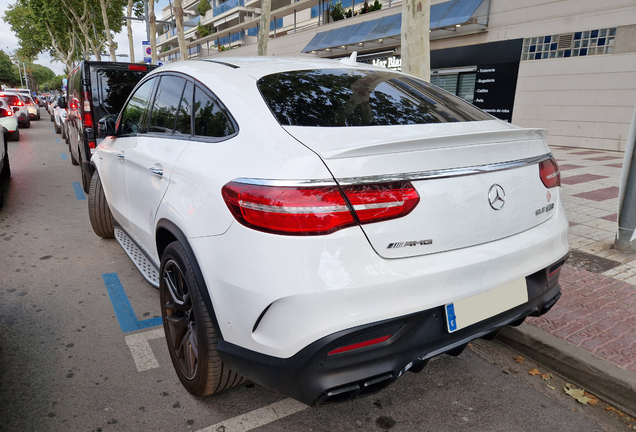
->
0;0;170;76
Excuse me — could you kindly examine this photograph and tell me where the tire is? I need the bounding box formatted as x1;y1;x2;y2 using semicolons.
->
80;162;91;194
70;148;79;165
61;123;67;140
50;114;54;122
87;171;114;238
25;119;30;129
54;123;60;134
10;130;19;141
0;150;10;180
160;241;245;396
36;113;40;120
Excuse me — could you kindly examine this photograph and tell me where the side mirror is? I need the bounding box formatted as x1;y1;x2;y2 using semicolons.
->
98;115;117;138
57;96;67;109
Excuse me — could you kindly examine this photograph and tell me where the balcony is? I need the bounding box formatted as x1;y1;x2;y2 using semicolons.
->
213;0;245;16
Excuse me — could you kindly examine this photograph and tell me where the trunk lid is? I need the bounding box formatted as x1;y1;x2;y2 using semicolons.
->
284;120;558;258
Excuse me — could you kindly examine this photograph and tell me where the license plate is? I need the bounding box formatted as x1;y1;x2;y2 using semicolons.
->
445;279;528;333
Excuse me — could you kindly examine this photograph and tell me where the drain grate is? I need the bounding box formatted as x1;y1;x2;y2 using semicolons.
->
114;228;160;288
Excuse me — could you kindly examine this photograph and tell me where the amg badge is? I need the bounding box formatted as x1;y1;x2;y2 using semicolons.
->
387;240;433;249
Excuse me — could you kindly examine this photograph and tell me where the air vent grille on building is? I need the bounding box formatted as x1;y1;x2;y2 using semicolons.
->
558;34;574;49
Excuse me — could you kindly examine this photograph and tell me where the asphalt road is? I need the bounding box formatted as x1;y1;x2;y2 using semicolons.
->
0;111;628;431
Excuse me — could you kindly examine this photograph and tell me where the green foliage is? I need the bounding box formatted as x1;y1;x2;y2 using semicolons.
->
47;74;66;92
30;64;55;86
197;24;214;37
163;46;171;53
197;0;211;16
330;1;345;21
0;51;20;87
370;0;382;11
360;0;370;14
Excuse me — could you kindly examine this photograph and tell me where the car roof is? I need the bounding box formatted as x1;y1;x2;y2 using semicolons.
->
153;55;385;82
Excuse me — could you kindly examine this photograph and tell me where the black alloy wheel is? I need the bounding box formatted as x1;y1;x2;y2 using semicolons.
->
163;258;199;381
160;241;244;396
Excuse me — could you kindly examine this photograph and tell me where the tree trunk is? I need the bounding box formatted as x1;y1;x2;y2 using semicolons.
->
174;0;189;60
400;0;430;81
257;0;271;55
149;0;158;63
100;0;118;61
127;0;135;62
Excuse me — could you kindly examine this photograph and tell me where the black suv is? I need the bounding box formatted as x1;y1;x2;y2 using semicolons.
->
67;61;158;192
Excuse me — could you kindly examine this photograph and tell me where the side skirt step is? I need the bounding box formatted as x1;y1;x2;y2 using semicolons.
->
114;227;160;288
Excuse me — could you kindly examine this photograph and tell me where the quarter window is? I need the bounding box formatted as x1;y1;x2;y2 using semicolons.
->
148;76;187;135
119;78;156;135
194;86;235;138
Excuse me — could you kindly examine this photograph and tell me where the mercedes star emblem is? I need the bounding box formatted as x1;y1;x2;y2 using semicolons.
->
488;184;506;210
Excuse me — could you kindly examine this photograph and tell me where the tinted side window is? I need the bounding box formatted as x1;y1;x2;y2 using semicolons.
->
194;86;235;138
175;81;193;135
97;69;149;118
148;76;186;135
119;78;155;136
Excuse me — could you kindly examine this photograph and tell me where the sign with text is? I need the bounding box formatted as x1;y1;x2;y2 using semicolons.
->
471;63;520;123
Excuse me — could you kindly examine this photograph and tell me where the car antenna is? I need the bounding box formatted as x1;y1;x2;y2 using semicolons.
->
339;51;358;66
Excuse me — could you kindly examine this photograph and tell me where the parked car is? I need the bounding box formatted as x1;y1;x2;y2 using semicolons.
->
67;61;158;193
88;57;569;407
54;96;67;135
21;94;40;120
0;93;30;128
47;96;56;117
0;98;19;141
0;128;10;207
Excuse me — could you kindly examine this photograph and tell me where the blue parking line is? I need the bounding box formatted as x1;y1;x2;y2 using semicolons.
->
56;138;60;143
102;273;162;333
60;153;68;160
72;182;86;200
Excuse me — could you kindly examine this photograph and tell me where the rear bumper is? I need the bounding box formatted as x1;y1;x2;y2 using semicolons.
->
218;256;566;406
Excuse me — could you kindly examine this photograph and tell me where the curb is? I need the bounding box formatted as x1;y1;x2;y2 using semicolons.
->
496;322;636;418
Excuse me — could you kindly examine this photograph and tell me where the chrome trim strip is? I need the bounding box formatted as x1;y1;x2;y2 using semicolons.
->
231;153;551;188
336;153;552;186
231;178;339;187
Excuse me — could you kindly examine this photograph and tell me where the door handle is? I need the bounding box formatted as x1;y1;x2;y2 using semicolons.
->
149;167;163;177
116;153;125;160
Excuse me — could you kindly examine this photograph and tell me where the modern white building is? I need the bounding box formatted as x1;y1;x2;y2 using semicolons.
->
156;0;636;151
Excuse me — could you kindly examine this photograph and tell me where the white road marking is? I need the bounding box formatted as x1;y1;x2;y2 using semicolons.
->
196;398;308;432
125;328;165;372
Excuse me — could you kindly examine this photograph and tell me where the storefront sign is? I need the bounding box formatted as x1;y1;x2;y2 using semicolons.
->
471;63;519;123
371;56;402;71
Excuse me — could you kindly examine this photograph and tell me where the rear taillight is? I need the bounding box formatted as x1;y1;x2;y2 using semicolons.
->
26;100;33;105
82;91;93;127
2;109;13;117
221;181;419;236
539;157;560;188
129;64;147;71
89;141;96;154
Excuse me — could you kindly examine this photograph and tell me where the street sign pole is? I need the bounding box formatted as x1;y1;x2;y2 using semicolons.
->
615;104;636;251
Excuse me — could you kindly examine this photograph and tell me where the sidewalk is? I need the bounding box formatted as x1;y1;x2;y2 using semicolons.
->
496;145;636;416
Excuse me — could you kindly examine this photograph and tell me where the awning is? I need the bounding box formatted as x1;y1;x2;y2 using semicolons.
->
302;0;488;53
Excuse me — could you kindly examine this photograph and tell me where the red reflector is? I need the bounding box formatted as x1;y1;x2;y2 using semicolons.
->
129;64;147;71
84;112;93;128
539;157;561;188
328;335;392;355
221;181;419;236
88;141;96;149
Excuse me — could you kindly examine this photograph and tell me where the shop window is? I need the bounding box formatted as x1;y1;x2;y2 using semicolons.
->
430;71;476;104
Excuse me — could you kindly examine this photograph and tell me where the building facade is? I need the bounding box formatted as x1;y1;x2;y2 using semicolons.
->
156;0;636;151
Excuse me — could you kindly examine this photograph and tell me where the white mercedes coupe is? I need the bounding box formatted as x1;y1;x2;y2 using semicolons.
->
89;55;568;406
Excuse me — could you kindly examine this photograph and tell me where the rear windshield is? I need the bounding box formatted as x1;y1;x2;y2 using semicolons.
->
95;69;151;117
258;69;492;127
